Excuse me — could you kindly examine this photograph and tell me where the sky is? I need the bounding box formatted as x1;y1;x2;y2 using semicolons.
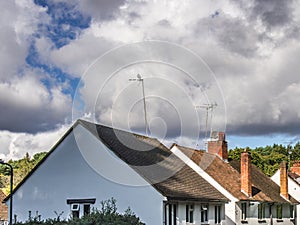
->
1;0;300;160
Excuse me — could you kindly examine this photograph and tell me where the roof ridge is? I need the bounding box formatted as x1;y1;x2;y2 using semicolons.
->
77;119;168;150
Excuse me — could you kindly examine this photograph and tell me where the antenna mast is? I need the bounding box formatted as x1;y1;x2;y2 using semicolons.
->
129;74;149;136
196;103;218;140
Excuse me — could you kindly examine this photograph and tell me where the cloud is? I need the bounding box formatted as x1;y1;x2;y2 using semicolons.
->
0;0;73;133
78;0;127;20
0;71;72;133
0;123;70;161
0;0;45;81
49;0;300;140
1;0;300;159
220;39;300;135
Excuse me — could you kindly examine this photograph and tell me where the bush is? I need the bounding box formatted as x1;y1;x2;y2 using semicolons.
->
14;198;145;225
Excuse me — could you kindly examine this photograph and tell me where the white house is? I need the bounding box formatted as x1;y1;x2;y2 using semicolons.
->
171;132;298;225
272;162;300;225
4;120;229;225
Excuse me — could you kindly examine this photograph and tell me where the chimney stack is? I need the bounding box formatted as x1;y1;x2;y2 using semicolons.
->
280;161;289;200
207;132;228;161
241;150;252;197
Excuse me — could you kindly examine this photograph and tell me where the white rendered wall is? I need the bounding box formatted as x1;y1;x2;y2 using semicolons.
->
176;203;226;225
272;170;300;225
8;124;163;224
235;201;294;225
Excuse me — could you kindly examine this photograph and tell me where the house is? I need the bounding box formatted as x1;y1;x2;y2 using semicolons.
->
3;120;229;224
171;132;298;225
0;190;8;224
272;161;300;225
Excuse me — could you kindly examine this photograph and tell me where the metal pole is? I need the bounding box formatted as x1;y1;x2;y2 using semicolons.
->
9;164;13;225
129;74;149;136
141;79;149;136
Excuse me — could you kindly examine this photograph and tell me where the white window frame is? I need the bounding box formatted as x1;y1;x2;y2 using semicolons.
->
186;204;194;223
71;204;80;211
290;205;295;219
241;202;247;221
276;204;283;219
258;203;265;220
201;204;208;223
215;205;221;224
167;204;177;225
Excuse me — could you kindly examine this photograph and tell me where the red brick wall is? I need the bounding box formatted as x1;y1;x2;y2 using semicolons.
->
207;132;228;160
280;161;288;199
0;190;8;221
241;151;252;197
290;161;300;175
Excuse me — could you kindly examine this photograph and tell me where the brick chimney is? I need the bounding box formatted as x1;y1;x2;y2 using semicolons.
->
241;150;252;197
280;161;289;199
0;190;8;221
207;132;228;161
290;161;300;175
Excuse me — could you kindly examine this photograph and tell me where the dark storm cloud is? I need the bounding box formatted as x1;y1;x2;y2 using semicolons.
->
227;121;300;136
231;0;299;33
251;0;294;29
196;14;261;57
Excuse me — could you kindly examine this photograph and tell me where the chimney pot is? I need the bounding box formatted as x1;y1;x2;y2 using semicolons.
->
207;132;228;161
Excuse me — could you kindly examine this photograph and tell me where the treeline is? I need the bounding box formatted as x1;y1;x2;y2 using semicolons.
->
0;152;47;194
1;142;300;193
228;142;300;176
14;198;145;225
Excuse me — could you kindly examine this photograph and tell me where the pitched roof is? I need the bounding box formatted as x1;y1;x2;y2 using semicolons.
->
175;144;298;204
288;172;300;184
4;119;228;203
79;120;228;202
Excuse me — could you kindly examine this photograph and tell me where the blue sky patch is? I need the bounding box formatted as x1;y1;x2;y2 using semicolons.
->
34;0;91;48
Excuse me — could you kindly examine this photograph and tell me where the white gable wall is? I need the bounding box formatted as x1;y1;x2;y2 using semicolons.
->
8;124;163;224
272;170;300;225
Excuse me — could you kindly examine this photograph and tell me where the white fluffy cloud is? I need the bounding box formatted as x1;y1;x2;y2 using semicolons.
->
1;0;300;159
0;0;72;132
0;124;70;161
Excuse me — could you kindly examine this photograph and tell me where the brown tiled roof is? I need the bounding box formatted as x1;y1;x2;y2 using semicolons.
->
289;172;300;184
230;160;297;203
0;190;8;220
176;145;297;204
4;120;228;203
79;120;228;202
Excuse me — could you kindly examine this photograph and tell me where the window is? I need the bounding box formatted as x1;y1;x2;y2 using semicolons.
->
215;205;221;224
167;204;177;225
186;204;194;223
71;204;80;219
201;204;208;223
84;204;90;216
290;205;295;219
67;198;96;219
258;203;265;220
241;203;247;221
276;204;282;219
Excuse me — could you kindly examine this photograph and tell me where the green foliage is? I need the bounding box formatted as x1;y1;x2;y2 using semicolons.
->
0;152;47;194
14;198;145;225
228;142;300;176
